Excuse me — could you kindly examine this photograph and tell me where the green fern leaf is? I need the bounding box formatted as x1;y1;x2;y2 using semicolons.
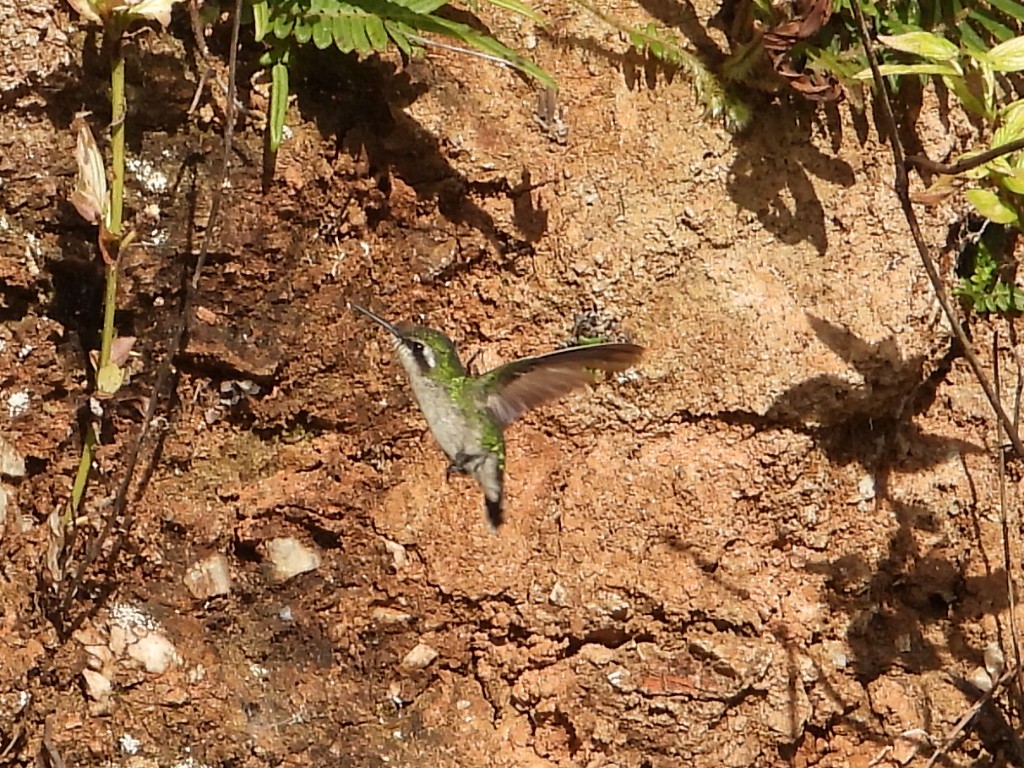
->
294;16;313;43
313;15;333;47
385;20;416;55
476;0;543;24
402;0;448;11
272;13;294;37
968;8;1016;42
364;14;389;49
332;13;357;52
988;0;1024;24
253;0;271;41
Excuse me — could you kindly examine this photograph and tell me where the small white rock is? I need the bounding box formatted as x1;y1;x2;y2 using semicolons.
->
549;581;568;606
984;642;1006;680
382;538;408;569
127;633;180;674
263;537;321;582
371;607;413;625
0;436;25;478
183;553;231;599
6;391;30;419
118;733;141;755
108;624;129;656
401;642;438;670
82;668;112;701
968;665;994;693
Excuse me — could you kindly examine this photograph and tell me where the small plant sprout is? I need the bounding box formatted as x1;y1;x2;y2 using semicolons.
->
61;0;182;524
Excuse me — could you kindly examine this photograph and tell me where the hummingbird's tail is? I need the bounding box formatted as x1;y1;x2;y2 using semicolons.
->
473;452;504;531
485;495;503;530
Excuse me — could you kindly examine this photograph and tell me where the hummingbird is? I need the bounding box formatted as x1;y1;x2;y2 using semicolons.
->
350;303;644;530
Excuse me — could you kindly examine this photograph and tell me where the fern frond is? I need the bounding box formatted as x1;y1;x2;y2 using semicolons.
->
261;0;553;86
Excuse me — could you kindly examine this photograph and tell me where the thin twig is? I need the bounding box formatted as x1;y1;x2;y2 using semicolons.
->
403;32;518;69
40;717;65;768
909;137;1024;176
924;666;1019;768
1005;319;1024;737
57;0;243;621
995;333;1018;655
994;331;1024;764
850;0;1024;460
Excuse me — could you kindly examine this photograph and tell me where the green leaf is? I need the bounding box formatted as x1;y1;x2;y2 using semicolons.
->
333;13;356;52
995;100;1024;147
386;20;413;55
877;31;960;60
966;188;1020;224
480;0;543;24
985;36;1024;71
403;0;447;11
272;13;294;38
350;12;373;54
1001;168;1024;194
293;17;313;43
968;8;1015;43
312;16;333;47
96;364;124;395
365;14;388;49
853;63;961;79
253;0;270;41
269;61;289;152
944;73;990;119
989;0;1024;23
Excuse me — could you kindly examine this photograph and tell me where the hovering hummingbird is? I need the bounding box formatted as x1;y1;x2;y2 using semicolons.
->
350;303;644;530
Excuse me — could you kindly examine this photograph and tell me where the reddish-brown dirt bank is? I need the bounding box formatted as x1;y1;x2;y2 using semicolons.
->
1;1;1022;766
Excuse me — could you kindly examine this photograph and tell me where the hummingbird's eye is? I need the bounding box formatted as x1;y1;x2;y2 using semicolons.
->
408;340;436;370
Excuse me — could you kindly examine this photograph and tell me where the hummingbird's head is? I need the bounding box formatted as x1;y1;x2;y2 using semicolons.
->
351;303;465;378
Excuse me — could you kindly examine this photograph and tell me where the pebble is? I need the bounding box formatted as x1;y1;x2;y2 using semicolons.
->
263;537;321;582
183;553;231;599
127;633;180;674
371;607;413;625
82;668;112;702
382;538;408;569
401;642;439;670
0;436;25;478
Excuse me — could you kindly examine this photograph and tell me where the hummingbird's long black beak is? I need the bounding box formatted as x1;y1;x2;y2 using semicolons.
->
349;302;404;339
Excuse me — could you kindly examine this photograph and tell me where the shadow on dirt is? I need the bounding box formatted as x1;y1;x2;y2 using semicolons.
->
768;316;1021;754
727;106;855;255
663;314;1015;753
288;49;547;255
542;14;855;255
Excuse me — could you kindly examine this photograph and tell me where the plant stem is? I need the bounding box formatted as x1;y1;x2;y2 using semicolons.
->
67;425;98;517
65;34;127;523
102;35;126;370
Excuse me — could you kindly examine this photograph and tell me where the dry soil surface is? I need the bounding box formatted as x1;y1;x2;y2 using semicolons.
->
2;1;1024;767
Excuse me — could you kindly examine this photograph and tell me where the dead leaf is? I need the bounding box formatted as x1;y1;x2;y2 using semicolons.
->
69;121;109;227
910;176;958;206
761;0;843;102
109;336;137;367
45;508;66;584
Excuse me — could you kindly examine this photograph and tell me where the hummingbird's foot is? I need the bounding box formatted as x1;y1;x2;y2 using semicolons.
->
445;453;471;482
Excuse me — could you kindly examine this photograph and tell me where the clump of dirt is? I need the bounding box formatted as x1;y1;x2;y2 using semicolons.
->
2;0;1023;766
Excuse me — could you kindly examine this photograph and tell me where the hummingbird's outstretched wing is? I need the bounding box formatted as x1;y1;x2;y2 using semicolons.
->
477;343;643;426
